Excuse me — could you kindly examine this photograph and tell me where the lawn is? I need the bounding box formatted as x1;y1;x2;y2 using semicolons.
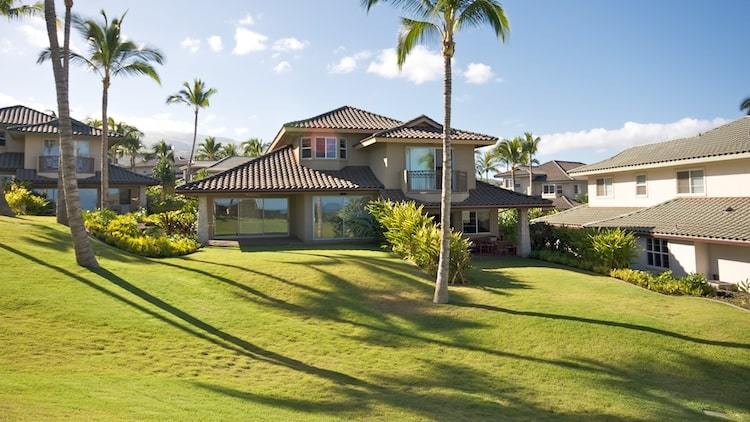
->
1;216;749;421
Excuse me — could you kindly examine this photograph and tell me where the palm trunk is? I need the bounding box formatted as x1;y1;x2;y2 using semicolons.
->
186;108;198;182
0;179;14;216
528;154;533;195
44;0;98;268
433;49;453;304
511;167;516;192
56;159;67;223
100;77;109;209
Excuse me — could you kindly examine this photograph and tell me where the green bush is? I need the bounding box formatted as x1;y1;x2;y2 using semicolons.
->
146;186;196;214
531;249;609;274
531;224;638;272
367;199;471;283
4;183;52;215
589;228;638;269
609;268;713;296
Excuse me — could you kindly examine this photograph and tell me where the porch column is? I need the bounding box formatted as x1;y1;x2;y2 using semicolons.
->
516;207;531;257
197;196;210;244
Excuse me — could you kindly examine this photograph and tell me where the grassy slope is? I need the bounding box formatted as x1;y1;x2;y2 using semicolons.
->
0;216;749;421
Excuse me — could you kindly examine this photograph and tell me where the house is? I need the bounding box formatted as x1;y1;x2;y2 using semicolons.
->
496;160;587;209
534;117;750;285
176;106;551;253
0;105;159;213
131;156;188;178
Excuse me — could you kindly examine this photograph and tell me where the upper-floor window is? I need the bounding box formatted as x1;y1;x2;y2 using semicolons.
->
596;177;613;197
315;137;337;159
75;140;90;157
300;138;312;159
339;139;347;159
0;130;6;147
462;210;491;234
301;137;346;160
636;175;647;196
646;238;669;269
43;139;59;156
677;169;704;194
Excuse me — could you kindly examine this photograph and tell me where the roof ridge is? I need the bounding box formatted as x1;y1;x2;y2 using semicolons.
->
550;160;574;180
284;105;402;128
180;145;292;189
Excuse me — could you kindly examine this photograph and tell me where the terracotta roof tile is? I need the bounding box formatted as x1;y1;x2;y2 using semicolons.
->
360;115;496;144
284;105;402;131
0;105;55;126
8;118;115;137
497;160;585;180
15;165;158;186
381;181;552;209
532;204;645;227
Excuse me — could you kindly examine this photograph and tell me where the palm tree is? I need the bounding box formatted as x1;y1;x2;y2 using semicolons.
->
741;97;750;115
39;11;163;209
474;148;501;181
0;0;40;18
521;132;541;195
152;139;174;162
116;135;144;170
495;137;526;192
197;136;223;160
241;137;264;157
42;0;98;267
363;0;509;304
166;79;217;182
222;143;238;158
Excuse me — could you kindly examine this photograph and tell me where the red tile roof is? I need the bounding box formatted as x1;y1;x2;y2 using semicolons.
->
284;105;402;131
358;115;497;145
381;181;552;209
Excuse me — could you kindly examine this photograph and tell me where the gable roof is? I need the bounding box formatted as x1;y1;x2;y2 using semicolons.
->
356;115;497;147
381;181;552;209
176;145;384;193
496;160;586;181
532;204;645;228
0;105;55;126
550;195;581;210
283;105;402;131
570;117;750;175
8;118;115;137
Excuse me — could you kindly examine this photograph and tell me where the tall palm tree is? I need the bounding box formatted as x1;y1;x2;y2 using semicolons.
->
522;132;541;195
0;0;40;18
741;97;750;115
197;136;222;160
222;143;238;158
363;0;509;304
166;79;217;182
42;0;98;267
116;135;144;169
495;137;526;192
152;139;174;162
53;11;161;209
474;148;501;181
241;137;264;157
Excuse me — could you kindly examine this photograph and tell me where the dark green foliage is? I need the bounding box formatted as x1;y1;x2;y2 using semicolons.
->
610;268;714;296
531;223;638;271
146;186;196;214
589;228;638;269
338;197;381;240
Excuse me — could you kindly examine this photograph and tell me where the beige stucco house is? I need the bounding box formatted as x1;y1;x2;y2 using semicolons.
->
0;105;158;212
177;106;551;253
496;160;587;209
534;117;750;285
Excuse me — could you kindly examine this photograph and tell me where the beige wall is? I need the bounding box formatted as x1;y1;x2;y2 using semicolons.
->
279;131;371;171
709;243;750;284
587;157;750;207
1;130;25;153
20;133;103;177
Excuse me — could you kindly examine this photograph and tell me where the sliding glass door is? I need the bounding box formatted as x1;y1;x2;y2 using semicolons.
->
313;195;369;240
214;198;289;237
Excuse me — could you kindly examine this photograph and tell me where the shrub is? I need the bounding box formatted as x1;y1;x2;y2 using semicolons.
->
147;186;197;214
589;228;638;269
4;183;52;215
609;268;713;296
367;199;471;283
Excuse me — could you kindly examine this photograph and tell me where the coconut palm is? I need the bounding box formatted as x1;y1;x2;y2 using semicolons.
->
166;79;217;182
474;148;501;181
522;132;541;195
0;0;40;18
221;143;238;158
495;137;526;192
115;134;144;170
152;139;174;162
363;0;509;304
741;97;750;115
197;136;223;160
41;0;98;267
39;10;163;209
241;137;264;157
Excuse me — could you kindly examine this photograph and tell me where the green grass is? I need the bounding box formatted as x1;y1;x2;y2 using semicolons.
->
1;216;749;421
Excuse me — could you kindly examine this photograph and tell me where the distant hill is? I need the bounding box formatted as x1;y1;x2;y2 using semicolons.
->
141;131;242;158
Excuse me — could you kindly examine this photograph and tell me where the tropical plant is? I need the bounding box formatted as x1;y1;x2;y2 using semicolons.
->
494;137;526;192
39;10;163;209
589;228;638;270
197;136;222;160
166;79;217;182
741;97;750;116
221;143;238;158
0;0;40;18
474;148;501;181
4;182;51;215
522;132;541;195
363;0;509;304
41;0;98;267
152;158;175;197
241;137;264;157
152;139;175;162
0;178;13;216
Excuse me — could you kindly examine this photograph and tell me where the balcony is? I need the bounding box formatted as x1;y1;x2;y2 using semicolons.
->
38;155;95;174
406;170;467;193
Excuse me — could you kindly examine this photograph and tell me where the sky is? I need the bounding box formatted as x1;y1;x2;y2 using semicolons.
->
0;0;748;164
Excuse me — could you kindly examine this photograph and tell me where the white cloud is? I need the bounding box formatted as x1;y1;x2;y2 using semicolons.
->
272;37;307;52
207;35;223;52
367;46;442;85
463;62;494;85
234;127;250;136
273;61;292;74
180;37;200;53
232;27;267;55
328;50;371;74
333;46;347;54
539;117;730;157
238;14;254;26
16;16;81;53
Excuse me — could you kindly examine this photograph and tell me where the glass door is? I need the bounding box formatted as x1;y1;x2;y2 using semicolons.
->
406;147;436;190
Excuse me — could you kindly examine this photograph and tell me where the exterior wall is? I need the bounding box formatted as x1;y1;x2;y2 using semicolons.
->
587;157;750;207
708;243;750;284
632;236;696;277
282;131;371;171
2;130;25;153
21;133;102;178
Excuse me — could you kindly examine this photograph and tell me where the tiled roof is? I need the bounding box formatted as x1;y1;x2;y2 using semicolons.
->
359;115;497;145
0;105;55;126
381;181;552;209
570;117;750;174
590;197;750;243
207;156;255;172
15;164;159;186
0;152;24;170
496;160;585;181
176;145;384;193
532;204;644;227
551;195;580;210
8;118;115;137
284;105;402;131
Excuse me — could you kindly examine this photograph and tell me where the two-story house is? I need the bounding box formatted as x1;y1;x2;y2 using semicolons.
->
177;106;550;254
0;105;158;213
534;117;750;285
495;160;586;209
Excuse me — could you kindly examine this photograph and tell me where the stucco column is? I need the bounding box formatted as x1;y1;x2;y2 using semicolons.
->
197;196;210;244
138;186;147;210
516;207;531;257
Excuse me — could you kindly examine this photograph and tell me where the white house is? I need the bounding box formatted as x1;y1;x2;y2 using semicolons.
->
534;116;750;285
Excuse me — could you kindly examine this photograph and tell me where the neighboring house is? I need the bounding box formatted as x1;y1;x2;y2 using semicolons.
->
496;160;586;209
534;117;750;284
131;157;188;178
177;106;550;252
0;105;159;213
179;156;255;181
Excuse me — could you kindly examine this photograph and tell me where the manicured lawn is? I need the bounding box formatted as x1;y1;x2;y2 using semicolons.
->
1;216;749;420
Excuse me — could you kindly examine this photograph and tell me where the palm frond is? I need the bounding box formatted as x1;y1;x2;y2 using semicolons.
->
113;61;161;83
741;97;750;115
457;0;510;41
397;17;440;67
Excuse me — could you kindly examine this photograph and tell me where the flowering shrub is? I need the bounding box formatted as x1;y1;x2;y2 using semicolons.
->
4;183;52;215
610;268;713;296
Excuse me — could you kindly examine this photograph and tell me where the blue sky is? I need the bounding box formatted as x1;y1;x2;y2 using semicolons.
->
1;0;748;164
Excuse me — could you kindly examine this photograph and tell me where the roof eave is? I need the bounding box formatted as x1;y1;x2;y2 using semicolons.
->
570;151;750;176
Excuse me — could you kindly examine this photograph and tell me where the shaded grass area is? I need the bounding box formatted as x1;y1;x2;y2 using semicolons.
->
1;216;749;420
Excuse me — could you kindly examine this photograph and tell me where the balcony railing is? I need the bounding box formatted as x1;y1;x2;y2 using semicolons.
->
406;170;467;192
39;155;95;174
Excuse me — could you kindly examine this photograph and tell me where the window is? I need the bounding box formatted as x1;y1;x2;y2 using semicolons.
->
677;169;704;194
0;130;5;147
75;140;90;157
542;184;556;196
636;175;647;196
596;177;613;197
214;198;289;236
313;195;369;239
646;238;669;269
43;139;59;156
574;184;581;195
339;139;347;159
314;137;337;159
462;210;491;234
556;185;563;195
504;179;512;189
108;188;132;205
300;138;312;159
